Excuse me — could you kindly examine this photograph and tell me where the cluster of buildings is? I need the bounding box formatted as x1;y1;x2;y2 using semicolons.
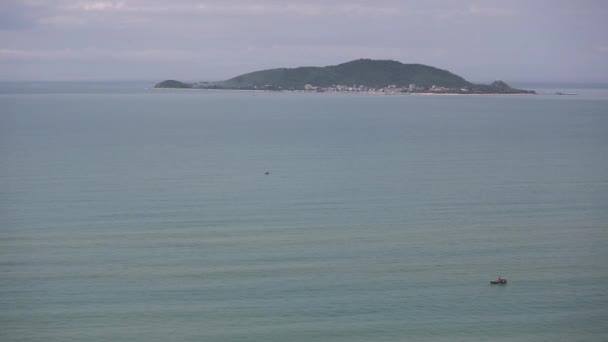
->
301;84;471;94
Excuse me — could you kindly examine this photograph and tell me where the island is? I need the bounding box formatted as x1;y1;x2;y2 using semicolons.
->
155;59;535;95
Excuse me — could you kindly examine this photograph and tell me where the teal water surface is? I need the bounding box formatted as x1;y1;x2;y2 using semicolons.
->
1;84;607;341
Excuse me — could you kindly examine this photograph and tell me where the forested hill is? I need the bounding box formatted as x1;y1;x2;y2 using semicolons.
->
219;59;471;89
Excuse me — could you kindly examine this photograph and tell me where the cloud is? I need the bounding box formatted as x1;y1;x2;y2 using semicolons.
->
1;0;606;81
0;0;43;30
0;48;200;61
468;5;515;17
53;0;403;16
5;0;408;31
67;1;125;11
192;3;402;16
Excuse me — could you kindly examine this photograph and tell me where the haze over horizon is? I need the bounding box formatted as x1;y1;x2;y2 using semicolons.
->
1;0;607;83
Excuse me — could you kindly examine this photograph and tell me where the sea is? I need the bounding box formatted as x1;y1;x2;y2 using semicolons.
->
1;81;607;342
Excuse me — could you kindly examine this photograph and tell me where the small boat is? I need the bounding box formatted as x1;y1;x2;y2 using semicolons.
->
490;277;507;285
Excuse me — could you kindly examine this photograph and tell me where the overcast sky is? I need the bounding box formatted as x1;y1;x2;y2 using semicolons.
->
1;0;607;82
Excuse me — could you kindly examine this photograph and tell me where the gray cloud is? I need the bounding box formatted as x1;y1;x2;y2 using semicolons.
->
0;1;41;29
0;0;607;82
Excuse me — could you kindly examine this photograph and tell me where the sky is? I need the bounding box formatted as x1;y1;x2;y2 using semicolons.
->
0;0;607;83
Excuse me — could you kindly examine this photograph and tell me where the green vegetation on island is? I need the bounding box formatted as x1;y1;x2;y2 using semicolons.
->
155;80;192;88
154;59;535;94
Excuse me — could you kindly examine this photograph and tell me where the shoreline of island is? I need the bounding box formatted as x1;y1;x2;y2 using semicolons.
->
152;86;537;96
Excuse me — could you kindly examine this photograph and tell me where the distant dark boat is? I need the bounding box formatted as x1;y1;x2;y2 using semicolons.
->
490;277;507;285
265;171;270;175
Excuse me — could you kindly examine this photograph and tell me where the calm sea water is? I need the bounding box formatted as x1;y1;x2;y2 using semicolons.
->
1;82;607;341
